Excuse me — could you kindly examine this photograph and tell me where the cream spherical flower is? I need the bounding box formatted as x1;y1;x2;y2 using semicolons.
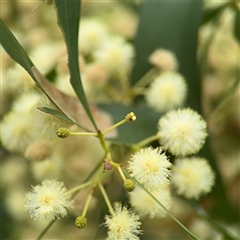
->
105;202;142;240
7;63;35;92
78;19;108;55
12;91;41;113
1;111;37;154
93;36;134;76
30;42;64;75
129;185;171;219
148;48;178;72
172;157;215;199
24;179;73;221
30;156;63;181
127;147;171;190
158;108;208;156
145;72;187;112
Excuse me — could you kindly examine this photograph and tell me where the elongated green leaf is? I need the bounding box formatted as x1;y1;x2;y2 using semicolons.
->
0;19;102;133
201;3;228;25
0;19;39;86
53;0;98;131
38;107;82;127
233;5;240;42
191;202;239;240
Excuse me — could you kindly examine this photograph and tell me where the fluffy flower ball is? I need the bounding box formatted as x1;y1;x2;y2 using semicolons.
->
105;202;142;240
129;186;171;219
158;108;208;156
1;111;36;154
148;48;178;72
93;36;134;76
78;19;108;55
24;179;73;221
145;72;187;112
172;157;215;199
127;147;171;190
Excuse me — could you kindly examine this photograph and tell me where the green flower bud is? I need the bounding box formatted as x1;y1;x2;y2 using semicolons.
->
75;215;87;229
56;127;70;138
124;179;135;192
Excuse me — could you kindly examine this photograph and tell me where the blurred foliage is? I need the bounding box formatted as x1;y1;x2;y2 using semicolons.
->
0;0;239;239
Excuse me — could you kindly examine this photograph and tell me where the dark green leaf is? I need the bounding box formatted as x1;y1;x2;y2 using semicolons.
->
53;0;98;131
201;3;227;25
131;1;203;112
191;202;239;240
0;19;98;132
0;19;38;86
233;7;240;42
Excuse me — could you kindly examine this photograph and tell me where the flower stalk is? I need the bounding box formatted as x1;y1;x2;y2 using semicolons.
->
98;182;115;216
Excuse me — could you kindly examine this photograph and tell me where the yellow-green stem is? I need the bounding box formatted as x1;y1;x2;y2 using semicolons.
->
102;119;127;135
98;130;109;152
82;187;95;217
117;166;127;181
98;182;115;216
70;132;98;137
132;134;160;150
67;181;94;195
109;160;120;169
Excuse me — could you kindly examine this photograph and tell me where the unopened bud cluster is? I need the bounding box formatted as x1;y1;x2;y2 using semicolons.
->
75;215;87;229
125;112;136;122
56;127;70;138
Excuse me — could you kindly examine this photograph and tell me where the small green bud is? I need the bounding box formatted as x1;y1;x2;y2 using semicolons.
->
75;215;87;229
124;179;135;192
56;127;70;138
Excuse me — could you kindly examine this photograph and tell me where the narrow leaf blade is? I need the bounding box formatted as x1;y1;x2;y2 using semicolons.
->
38;107;82;127
53;0;98;130
0;19;103;132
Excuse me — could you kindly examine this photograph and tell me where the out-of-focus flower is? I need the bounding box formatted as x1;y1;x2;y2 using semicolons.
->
6;63;36;93
129;185;171;219
1;111;36;154
158;108;208;156
145;72;187;112
78;19;108;55
93;36;134;77
172;157;215;199
149;48;178;72
30;156;63;181
105;202;142;240
106;6;138;39
127;147;171;190
12;91;41;113
30;42;64;75
84;62;109;88
24;179;73;221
